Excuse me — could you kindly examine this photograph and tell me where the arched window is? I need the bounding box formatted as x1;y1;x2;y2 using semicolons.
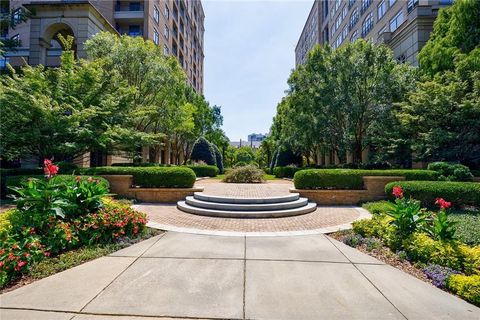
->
351;30;359;42
349;8;359;30
361;12;374;37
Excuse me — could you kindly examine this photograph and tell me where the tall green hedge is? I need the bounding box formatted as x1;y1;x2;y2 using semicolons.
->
273;166;303;178
187;165;219;177
294;169;440;190
79;166;196;188
385;181;480;208
190;137;216;166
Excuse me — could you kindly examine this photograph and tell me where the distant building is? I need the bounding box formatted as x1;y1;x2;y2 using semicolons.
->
295;0;453;66
248;133;267;142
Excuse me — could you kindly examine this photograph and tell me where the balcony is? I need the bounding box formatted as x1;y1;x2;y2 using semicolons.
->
114;2;144;21
116;25;144;37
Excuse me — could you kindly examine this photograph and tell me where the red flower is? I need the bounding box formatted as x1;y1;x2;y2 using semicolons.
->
435;198;452;210
15;260;27;271
392;186;404;198
0;261;4;269
44;251;51;257
44;159;59;177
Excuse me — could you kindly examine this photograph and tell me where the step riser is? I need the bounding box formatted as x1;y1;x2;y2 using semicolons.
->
185;197;308;211
177;201;317;219
193;192;300;204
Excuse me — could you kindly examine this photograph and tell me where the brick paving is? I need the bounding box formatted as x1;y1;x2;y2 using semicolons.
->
135;180;364;233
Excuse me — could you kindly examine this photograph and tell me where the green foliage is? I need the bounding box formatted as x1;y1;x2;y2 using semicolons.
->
385;181;480;208
385;197;425;237
190;137;217;166
223;165;265;183
131;167;196;188
448;211;480;246
274;148;303;167
447;274;480;305
187;165;219;177
293;169;438;190
427;162;473;181
234;146;255;164
273;166;302;178
362;201;395;215
211;144;224;173
56;161;79;173
233;161;247;168
352;214;395;244
425;210;457;241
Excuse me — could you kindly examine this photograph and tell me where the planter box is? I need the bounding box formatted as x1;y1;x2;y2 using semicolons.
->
292;175;406;205
100;174;203;203
129;187;204;203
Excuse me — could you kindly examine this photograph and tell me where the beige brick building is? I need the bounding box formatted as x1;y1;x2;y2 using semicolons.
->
295;0;452;66
2;0;204;93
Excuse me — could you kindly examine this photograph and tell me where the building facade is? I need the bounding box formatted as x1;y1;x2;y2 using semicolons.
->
295;0;453;67
2;0;204;93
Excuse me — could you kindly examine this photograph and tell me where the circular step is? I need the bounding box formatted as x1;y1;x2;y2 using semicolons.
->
185;196;309;211
177;201;317;218
193;192;300;204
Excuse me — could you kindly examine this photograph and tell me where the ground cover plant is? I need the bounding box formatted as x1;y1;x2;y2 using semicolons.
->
336;186;480;305
0;160;149;289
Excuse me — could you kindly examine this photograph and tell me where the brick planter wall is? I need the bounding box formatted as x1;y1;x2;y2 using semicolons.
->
291;175;405;205
100;174;203;203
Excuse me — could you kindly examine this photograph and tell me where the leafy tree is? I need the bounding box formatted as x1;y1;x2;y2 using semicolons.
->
234;147;255;164
274;147;303;167
190;137;216;166
211;143;224;173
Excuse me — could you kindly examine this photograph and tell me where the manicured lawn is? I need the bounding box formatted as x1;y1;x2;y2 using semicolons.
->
212;174;277;181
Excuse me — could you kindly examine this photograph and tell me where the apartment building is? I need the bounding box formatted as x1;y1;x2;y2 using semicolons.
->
295;0;453;66
1;0;204;93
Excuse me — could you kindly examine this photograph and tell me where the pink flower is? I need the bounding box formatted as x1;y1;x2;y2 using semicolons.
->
435;198;452;210
392;186;404;198
44;251;51;257
44;159;59;177
15;260;27;271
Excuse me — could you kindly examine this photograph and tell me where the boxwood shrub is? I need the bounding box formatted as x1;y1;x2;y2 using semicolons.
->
273;166;303;178
187;165;219;177
293;169;439;190
385;181;480;208
79;166;196;188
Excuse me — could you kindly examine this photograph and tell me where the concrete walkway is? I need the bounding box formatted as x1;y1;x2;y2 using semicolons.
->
1;232;479;320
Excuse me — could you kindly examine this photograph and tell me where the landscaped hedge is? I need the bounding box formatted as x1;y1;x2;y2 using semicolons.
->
273;166;303;178
187;165;219;177
293;169;440;190
385;181;480;208
79;166;196;188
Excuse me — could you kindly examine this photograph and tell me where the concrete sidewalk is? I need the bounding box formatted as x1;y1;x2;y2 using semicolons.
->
1;232;479;319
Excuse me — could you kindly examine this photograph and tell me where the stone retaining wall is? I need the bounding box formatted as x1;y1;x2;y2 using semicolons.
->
100;175;202;203
291;176;406;205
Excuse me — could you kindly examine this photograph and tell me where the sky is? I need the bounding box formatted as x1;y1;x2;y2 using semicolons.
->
202;0;313;141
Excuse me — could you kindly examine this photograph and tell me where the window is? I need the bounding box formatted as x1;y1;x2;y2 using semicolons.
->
128;25;141;36
342;6;348;20
349;8;359;30
164;25;170;39
163;45;169;56
377;0;386;20
129;2;141;11
164;4;170;19
407;0;419;12
335;16;341;30
351;30;359;42
335;0;341;11
361;0;372;14
349;0;356;9
389;0;396;7
153;29;159;45
335;35;342;49
361;12;374;36
342;26;348;40
154;6;160;23
13;8;22;24
389;10;404;32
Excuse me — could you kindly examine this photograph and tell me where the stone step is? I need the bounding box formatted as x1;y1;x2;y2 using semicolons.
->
193;192;300;204
185;196;309;211
177;201;317;218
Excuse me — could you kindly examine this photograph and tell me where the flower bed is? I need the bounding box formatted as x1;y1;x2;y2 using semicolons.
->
293;169;439;190
0;160;149;289
333;186;480;306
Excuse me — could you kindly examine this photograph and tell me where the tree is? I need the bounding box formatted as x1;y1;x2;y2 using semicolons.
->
190;137;216;166
211;144;224;173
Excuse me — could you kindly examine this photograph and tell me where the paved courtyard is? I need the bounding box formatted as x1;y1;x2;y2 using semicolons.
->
1;232;478;319
136;180;369;235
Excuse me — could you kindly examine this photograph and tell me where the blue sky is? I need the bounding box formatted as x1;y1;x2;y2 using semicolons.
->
202;0;313;141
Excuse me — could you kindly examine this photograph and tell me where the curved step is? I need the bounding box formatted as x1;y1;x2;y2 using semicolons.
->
185;196;308;211
193;192;300;204
177;201;317;218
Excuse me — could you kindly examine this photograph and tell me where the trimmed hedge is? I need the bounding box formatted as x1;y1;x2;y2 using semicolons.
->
273;166;302;178
187;165;219;177
294;169;439;190
79;166;196;188
385;181;480;208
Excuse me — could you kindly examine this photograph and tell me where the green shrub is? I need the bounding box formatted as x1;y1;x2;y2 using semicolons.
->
79;166;196;188
448;211;480;246
294;169;439;190
385;181;480;208
471;170;480;177
427;162;473;181
111;162;166;167
447;274;480;305
352;214;395;244
6;175;109;194
187;165;219;177
190;137;216;166
233;161;247;168
235;150;254;164
273;166;302;178
274;147;303;167
56;161;79;173
362;201;395;215
223;165;265;183
211;144;224;174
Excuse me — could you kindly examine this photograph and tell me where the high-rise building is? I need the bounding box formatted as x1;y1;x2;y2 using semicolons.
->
295;0;453;67
2;0;204;93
